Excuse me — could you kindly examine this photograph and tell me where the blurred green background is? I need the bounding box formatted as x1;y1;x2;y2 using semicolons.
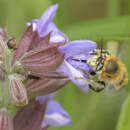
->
0;0;130;130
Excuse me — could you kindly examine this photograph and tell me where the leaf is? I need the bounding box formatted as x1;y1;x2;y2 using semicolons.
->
62;16;130;42
116;96;130;130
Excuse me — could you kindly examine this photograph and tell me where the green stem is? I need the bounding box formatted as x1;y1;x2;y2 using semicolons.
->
5;49;11;74
107;0;121;17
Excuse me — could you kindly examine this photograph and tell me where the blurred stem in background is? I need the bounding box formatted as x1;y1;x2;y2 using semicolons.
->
107;0;121;17
106;0;121;56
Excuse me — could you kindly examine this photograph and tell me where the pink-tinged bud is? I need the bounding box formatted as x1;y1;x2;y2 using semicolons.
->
0;35;8;58
26;77;69;98
0;108;14;130
9;75;28;106
0;64;5;80
0;27;8;40
21;43;64;73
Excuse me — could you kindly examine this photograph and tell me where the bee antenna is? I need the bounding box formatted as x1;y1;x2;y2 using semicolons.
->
100;39;103;57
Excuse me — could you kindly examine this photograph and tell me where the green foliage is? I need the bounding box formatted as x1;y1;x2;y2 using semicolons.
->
0;0;129;130
116;96;130;130
62;16;130;42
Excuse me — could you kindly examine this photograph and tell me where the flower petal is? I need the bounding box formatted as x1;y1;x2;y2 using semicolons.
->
28;20;67;43
42;100;72;128
37;4;58;37
26;19;39;32
58;40;97;57
67;58;91;72
36;92;56;104
57;60;89;93
70;53;93;60
66;53;93;72
48;22;68;43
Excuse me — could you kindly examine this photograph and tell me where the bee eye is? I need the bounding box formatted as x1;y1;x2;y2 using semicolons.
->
105;59;118;74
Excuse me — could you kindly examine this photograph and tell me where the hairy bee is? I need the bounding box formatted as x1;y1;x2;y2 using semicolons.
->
73;49;128;92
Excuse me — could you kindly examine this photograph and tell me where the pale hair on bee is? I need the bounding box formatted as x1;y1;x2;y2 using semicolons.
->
72;46;128;92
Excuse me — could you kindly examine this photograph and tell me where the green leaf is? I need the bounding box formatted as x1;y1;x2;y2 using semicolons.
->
62;16;130;42
116;96;130;130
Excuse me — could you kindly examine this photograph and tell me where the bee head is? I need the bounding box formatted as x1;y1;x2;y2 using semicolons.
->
105;59;118;74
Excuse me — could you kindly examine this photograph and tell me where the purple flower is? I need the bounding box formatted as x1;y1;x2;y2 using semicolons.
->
36;94;72;128
28;4;97;94
27;4;67;43
58;40;97;93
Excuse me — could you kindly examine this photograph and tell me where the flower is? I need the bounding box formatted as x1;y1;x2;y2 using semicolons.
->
58;40;97;93
27;3;97;94
14;93;72;130
36;93;72;129
11;3;97;130
27;4;67;43
12;4;69;98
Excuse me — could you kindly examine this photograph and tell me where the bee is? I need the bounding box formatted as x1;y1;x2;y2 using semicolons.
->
72;48;128;92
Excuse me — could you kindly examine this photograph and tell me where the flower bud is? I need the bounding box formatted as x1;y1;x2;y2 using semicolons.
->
0;27;8;40
9;75;28;106
0;108;14;130
0;35;8;57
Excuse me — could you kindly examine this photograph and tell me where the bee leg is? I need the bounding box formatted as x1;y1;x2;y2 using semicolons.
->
87;80;105;92
28;74;40;80
89;84;104;92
